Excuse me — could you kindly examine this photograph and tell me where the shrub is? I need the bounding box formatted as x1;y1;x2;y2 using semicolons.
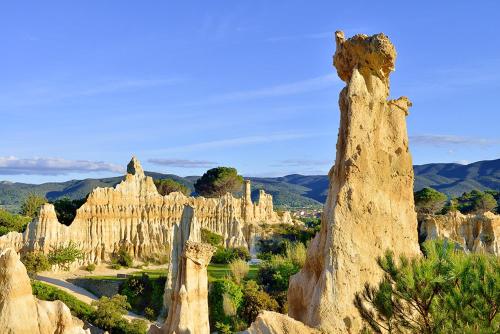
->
110;263;122;270
201;228;224;247
120;273;166;320
212;247;250;264
48;241;83;271
209;279;244;331
355;240;500;333
85;263;96;273
22;252;51;277
0;209;31;235
257;255;301;293
114;249;133;268
229;259;250;284
285;242;306;267
91;294;130;331
116;318;148;334
239;280;279;324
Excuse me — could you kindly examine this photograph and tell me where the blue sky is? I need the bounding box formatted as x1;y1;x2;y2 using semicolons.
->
1;1;499;183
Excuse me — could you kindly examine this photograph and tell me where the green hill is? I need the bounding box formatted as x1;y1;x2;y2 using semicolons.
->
1;159;498;212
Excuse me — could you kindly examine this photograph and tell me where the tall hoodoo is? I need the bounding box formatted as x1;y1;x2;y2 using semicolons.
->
151;205;215;334
287;31;421;333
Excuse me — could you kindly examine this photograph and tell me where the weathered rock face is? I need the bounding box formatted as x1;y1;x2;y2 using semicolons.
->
287;31;421;333
150;205;215;334
0;248;89;334
0;157;290;266
241;311;320;334
420;211;500;255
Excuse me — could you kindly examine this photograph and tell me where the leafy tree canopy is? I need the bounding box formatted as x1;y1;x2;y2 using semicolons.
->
154;178;191;196
51;197;85;226
194;167;243;197
414;187;447;214
457;190;498;214
20;193;47;218
0;209;31;236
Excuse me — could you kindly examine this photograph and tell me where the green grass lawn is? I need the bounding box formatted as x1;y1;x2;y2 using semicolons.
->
208;264;259;282
83;264;259;282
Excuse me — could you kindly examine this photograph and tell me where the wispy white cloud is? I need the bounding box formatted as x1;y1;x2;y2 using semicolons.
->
0;157;124;175
148;158;218;168
191;74;339;105
410;134;500;147
148;132;324;154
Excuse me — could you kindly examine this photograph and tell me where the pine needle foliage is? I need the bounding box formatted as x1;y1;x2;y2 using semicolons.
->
355;240;500;333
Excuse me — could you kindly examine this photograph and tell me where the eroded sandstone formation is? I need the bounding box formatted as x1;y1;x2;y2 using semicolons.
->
286;31;421;333
242;311;320;334
0;157;290;266
150;205;215;334
420;211;499;255
0;248;89;334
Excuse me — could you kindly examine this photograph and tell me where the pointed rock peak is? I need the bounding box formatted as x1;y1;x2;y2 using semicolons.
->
127;155;145;177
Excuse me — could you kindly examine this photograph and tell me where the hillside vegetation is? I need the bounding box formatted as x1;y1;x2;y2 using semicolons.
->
0;159;498;212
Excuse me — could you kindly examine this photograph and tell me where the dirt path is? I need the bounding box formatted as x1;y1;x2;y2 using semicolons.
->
36;274;151;324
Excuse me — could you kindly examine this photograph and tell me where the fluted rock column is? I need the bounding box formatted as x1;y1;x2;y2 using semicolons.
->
287;31;421;333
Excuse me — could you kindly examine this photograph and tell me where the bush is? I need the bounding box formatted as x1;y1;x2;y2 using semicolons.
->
201;228;224;247
257;255;301;293
21;252;51;277
120;273;166;320
85;263;96;273
211;247;250;264
110;263;122;270
91;294;130;331
229;259;250;284
48;241;83;270
0;209;31;236
239;280;279;324
114;249;133;268
116;318;148;334
209;279;244;331
355;240;500;333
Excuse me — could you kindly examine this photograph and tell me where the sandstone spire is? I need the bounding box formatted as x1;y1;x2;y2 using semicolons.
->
0;248;89;333
287;31;420;333
151;206;215;334
127;155;145;177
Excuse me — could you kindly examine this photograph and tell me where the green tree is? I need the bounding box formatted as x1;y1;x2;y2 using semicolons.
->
48;241;84;270
20;193;47;218
91;294;131;331
457;190;498;214
154;178;191;196
414;188;447;214
52;197;85;225
354;240;500;333
114;249;133;268
21;252;51;277
194;167;243;197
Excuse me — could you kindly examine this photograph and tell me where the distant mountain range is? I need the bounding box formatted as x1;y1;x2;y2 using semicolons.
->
1;159;498;212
